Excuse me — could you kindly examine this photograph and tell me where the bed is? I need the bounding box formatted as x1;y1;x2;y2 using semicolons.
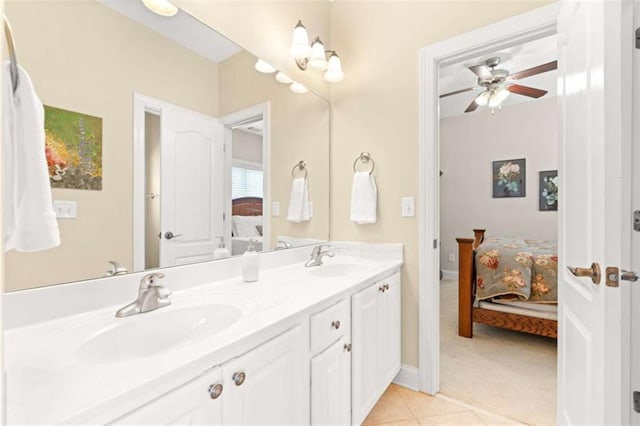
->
231;197;263;255
456;229;558;339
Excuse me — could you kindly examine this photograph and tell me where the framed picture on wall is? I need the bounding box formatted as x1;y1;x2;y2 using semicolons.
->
539;170;558;211
492;158;526;198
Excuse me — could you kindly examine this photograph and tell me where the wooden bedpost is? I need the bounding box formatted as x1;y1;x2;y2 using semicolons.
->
456;237;475;338
472;229;486;249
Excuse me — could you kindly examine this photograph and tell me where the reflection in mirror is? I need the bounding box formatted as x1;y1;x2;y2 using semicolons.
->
4;0;330;291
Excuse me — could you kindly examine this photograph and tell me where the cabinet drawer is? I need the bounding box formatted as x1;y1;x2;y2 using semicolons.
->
310;298;350;353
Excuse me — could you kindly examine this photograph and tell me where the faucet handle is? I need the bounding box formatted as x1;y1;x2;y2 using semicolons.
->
312;244;331;254
140;272;166;289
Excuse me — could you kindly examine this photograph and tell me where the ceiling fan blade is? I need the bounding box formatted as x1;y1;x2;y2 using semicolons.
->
508;84;548;98
468;64;493;81
509;60;557;80
440;87;475;98
464;98;479;113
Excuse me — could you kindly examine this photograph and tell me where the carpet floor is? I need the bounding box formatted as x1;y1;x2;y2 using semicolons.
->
439;279;557;425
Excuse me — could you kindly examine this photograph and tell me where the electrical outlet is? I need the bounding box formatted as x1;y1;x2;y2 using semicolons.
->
448;253;455;262
401;197;415;217
53;200;77;219
272;201;280;217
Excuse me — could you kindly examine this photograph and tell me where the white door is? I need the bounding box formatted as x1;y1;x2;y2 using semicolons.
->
557;0;633;423
222;326;306;425
110;367;223;425
311;336;351;425
160;105;224;267
379;273;401;387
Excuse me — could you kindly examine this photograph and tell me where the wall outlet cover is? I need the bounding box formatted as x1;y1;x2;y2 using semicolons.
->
272;201;280;217
53;200;77;219
401;197;415;217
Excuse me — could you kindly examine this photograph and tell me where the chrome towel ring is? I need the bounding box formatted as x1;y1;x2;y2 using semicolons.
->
353;152;375;175
291;160;307;178
3;15;19;93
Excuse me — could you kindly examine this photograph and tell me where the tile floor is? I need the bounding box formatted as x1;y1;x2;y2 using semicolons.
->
363;384;523;426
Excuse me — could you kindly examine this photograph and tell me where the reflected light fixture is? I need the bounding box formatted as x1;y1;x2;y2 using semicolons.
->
276;71;294;84
289;20;345;82
290;81;309;94
141;0;178;17
255;59;277;74
475;85;510;109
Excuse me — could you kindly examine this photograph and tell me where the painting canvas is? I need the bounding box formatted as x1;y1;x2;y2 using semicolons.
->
44;105;102;190
492;158;526;198
539;170;558;211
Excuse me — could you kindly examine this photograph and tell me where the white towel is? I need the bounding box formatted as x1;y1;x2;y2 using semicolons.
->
3;62;60;252
351;171;377;224
287;177;312;223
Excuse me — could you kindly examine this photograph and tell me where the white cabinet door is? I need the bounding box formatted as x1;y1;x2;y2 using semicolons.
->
222;326;306;425
380;272;401;386
352;282;382;425
311;336;351;426
111;367;223;425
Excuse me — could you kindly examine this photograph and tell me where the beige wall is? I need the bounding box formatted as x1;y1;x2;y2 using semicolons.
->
232;130;263;165
4;0;218;290
440;98;558;273
329;1;554;368
218;51;331;246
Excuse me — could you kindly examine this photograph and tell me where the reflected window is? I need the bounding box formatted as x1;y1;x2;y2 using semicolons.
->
232;166;263;199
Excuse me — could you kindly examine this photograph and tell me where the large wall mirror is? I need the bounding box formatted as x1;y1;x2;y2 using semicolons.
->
4;0;330;291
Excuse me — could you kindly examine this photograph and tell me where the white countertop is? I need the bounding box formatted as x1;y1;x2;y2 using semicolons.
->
5;248;402;424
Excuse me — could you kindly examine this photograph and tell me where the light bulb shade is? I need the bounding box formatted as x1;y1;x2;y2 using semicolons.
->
475;91;490;106
290;81;309;94
141;0;178;16
275;71;293;84
308;37;328;71
255;59;276;74
324;53;345;83
491;86;511;106
290;20;311;59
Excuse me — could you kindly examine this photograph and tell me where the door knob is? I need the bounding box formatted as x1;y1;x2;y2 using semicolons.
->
232;371;246;386
208;383;223;399
332;320;341;330
567;263;601;285
164;231;183;240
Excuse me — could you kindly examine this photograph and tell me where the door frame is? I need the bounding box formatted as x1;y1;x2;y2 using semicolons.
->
219;103;272;252
417;3;560;394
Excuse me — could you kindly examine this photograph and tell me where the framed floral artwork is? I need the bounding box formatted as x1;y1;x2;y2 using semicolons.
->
492;158;525;198
539;170;558;211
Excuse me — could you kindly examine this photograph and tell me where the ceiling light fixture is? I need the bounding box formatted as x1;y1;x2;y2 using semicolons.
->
275;71;294;84
290;81;309;94
141;0;178;17
254;59;277;74
289;20;345;83
475;85;510;109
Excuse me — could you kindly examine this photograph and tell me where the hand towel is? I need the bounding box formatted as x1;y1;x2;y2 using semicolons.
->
3;62;60;252
351;171;377;224
287;177;312;223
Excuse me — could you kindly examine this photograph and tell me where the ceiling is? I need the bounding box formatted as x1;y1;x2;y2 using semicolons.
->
439;35;557;119
100;0;242;63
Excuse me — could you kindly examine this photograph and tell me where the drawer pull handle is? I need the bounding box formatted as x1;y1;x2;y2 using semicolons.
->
344;343;352;352
332;320;341;330
384;283;390;290
379;286;385;293
232;371;246;386
208;383;223;399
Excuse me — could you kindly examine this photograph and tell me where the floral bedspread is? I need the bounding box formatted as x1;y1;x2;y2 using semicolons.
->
475;237;558;303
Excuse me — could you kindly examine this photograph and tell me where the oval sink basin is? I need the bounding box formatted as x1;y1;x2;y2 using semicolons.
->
309;263;360;277
78;304;242;364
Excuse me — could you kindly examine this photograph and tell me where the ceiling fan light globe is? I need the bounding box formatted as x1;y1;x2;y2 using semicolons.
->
475;91;490;106
489;87;510;107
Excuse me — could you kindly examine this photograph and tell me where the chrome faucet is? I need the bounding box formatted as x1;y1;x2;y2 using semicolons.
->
115;272;171;318
305;244;335;267
104;260;128;277
274;240;293;250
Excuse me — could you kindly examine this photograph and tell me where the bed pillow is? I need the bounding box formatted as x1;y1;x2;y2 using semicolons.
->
232;215;263;237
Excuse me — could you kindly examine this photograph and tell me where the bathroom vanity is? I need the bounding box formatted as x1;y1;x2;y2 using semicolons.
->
5;244;402;425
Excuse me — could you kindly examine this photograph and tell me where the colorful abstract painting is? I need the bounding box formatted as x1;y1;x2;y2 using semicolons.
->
492;158;526;198
539;170;558;211
44;105;102;190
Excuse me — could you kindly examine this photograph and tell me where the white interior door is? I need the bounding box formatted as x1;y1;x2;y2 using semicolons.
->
160;106;224;267
557;0;633;424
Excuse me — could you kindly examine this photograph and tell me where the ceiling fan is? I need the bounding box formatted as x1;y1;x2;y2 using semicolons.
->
440;57;557;113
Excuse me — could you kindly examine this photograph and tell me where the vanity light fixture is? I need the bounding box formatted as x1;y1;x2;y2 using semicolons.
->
275;71;294;84
290;81;309;94
289;20;345;83
255;59;277;74
140;0;178;17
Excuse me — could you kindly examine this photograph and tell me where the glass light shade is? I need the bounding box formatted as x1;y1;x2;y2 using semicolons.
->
275;71;293;84
290;21;311;59
488;87;510;107
475;91;490;106
324;53;345;83
290;81;309;94
141;0;178;16
308;38;328;71
254;59;276;74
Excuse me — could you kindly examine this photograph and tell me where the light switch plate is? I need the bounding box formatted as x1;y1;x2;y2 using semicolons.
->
401;197;415;217
272;201;280;217
53;200;77;219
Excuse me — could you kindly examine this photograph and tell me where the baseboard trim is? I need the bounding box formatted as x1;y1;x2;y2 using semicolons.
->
442;269;458;281
392;364;419;391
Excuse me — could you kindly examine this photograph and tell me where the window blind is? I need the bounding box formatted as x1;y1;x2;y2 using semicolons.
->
232;167;263;199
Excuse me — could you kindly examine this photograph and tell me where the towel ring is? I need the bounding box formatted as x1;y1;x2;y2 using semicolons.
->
353;152;375;175
291;160;307;179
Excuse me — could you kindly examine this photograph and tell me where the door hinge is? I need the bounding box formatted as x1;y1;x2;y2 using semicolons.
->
223;212;226;221
433;239;438;249
634;391;640;413
636;27;640;49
